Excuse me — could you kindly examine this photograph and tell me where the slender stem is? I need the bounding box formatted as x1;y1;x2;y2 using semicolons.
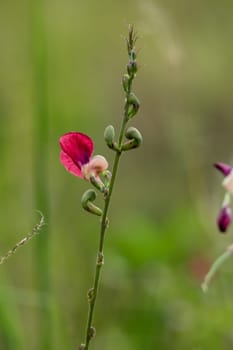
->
84;119;127;350
202;246;233;292
82;25;138;349
0;213;45;265
84;95;130;350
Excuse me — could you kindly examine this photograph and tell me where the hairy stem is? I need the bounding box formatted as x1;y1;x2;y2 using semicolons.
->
0;213;45;265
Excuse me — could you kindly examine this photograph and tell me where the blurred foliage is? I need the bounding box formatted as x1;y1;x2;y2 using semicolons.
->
1;0;233;349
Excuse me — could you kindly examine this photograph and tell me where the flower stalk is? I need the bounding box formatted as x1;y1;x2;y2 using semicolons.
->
82;25;140;350
202;163;233;291
59;25;142;349
202;245;233;292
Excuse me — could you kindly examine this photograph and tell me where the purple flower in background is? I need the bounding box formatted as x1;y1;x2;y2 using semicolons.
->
214;162;233;194
214;163;232;177
217;204;232;233
214;164;233;233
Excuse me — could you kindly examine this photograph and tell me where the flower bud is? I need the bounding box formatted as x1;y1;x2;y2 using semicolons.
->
102;170;112;181
102;170;112;188
79;344;85;350
127;93;140;119
90;174;107;195
121;127;143;151
127;24;134;54
122;74;130;93
214;163;232;177
127;61;138;77
81;189;102;216
104;125;115;149
130;49;136;61
217;205;232;233
214;163;233;195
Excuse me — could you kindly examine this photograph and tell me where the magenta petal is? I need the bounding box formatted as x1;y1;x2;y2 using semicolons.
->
214;162;232;177
59;132;94;174
60;151;83;178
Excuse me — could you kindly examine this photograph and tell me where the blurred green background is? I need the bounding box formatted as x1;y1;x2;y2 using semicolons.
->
1;0;233;349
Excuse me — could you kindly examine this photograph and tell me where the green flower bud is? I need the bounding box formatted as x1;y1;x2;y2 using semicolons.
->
102;170;112;181
90;174;108;196
130;49;136;61
127;93;140;119
104;125;115;149
127;61;138;77
81;189;102;216
121;127;143;151
127;24;137;55
90;175;109;198
122;74;130;93
102;170;112;189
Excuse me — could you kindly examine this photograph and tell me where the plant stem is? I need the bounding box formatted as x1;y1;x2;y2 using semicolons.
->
84;93;131;350
84;119;127;350
202;247;233;292
82;25;138;349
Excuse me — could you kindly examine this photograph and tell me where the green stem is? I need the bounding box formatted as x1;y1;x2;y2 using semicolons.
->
201;248;233;292
83;25;138;349
84;92;130;349
84;118;127;350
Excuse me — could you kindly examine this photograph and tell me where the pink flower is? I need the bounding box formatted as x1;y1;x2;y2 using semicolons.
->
59;132;108;179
